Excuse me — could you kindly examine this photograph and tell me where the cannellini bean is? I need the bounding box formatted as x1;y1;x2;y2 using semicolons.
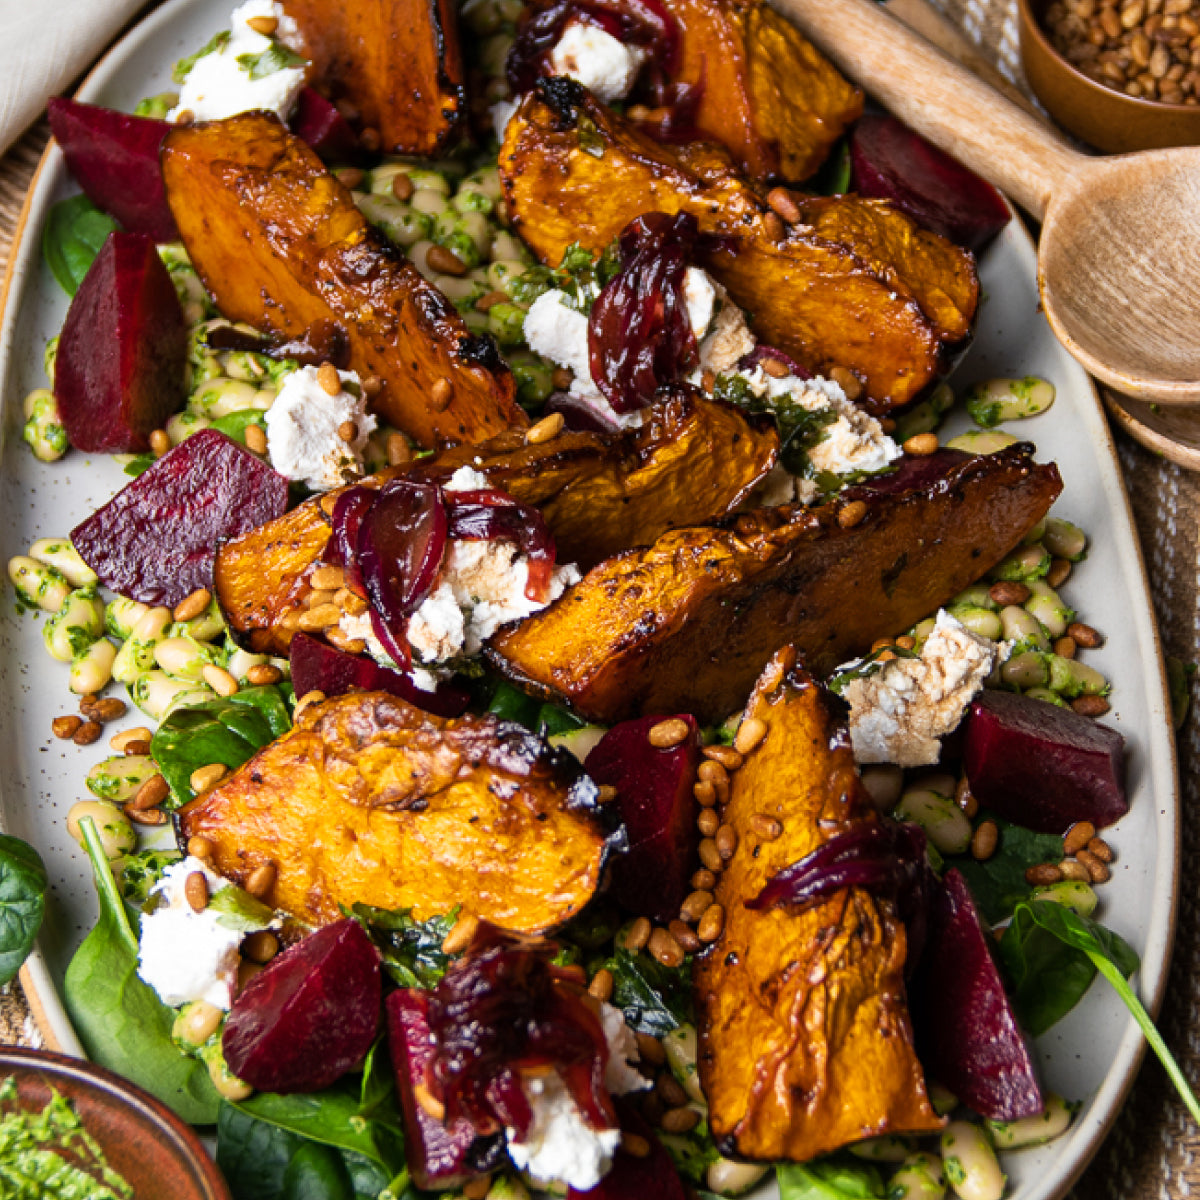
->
154;636;215;681
894;790;973;855
705;1158;769;1196
985;1093;1075;1150
43;589;105;662
1029;881;1099;917
889;1152;947;1200
29;538;95;588
9;556;70;612
1024;580;1074;638
945;429;1020;455
68;801;135;860
941;1121;1005;1200
86;755;158;802
1043;516;1087;562
965;376;1055;426
70;639;117;695
105;596;151;640
849;1134;916;1162
173;1000;223;1048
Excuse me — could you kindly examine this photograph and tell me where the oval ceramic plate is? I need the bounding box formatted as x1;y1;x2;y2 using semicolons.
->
0;1046;231;1198
0;1;1180;1197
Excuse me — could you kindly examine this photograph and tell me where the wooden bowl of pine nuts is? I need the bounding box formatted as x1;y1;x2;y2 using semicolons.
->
1017;0;1200;152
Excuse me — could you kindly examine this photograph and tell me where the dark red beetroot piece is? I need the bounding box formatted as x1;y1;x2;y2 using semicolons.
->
963;689;1127;834
913;868;1043;1122
71;428;288;606
850;114;1010;253
223;918;381;1093
47;98;178;242
291;87;366;164
54;231;187;454
584;715;700;922
387;988;505;1190
567;1098;687;1200
289;632;471;718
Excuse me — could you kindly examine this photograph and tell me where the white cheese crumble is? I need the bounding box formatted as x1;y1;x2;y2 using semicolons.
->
136;857;242;1010
491;99;519;145
681;267;717;342
548;21;648;103
598;1001;651;1096
168;1;307;123
843;610;1001;768
697;293;756;375
265;365;377;491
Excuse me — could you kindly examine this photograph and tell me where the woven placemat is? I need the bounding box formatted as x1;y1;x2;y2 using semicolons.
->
1;4;1197;1195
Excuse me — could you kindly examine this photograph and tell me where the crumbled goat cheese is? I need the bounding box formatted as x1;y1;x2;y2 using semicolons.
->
523;290;644;429
756;462;818;507
682;267;718;341
137;857;242;1009
697;294;756;374
548;21;647;103
265;365;377;491
598;1002;651;1096
336;611;442;694
490;98;519;144
445;466;492;493
168;1;306;123
843;610;1000;767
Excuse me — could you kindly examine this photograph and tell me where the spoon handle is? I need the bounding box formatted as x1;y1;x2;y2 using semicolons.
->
773;0;1082;219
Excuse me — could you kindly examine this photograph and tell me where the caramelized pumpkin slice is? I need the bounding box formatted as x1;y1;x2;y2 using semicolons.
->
500;83;977;411
215;391;776;653
487;446;1063;724
177;692;614;933
695;650;941;1160
162;112;521;447
666;0;862;181
284;0;465;156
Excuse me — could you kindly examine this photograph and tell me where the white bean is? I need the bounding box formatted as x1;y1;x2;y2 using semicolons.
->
9;555;70;612
941;1121;1005;1200
889;1152;947;1200
43;589;105;662
985;1093;1075;1150
663;1024;705;1103
705;1158;769;1196
29;538;95;587
132;671;214;719
85;755;158;803
106;596;151;640
895;790;972;855
859;764;904;812
70;639;117;695
849;1134;915;1162
67;801;135;860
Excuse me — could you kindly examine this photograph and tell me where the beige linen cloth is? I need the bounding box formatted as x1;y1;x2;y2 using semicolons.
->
0;1;1198;1197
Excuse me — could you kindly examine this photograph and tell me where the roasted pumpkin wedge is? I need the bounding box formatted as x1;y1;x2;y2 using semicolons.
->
161;112;522;447
500;82;978;412
284;0;465;156
663;0;862;181
176;691;615;933
695;649;942;1160
487;446;1063;724
214;390;777;654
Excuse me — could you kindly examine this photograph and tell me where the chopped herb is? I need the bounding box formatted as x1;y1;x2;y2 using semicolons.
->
712;373;838;476
122;454;155;478
350;903;459;988
826;644;918;696
172;31;230;84
236;43;307;81
577;115;606;158
600;946;693;1035
509;239;621;314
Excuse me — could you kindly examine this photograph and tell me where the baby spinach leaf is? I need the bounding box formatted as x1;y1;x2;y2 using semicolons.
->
218;1102;300;1198
63;818;220;1125
777;1154;885;1199
0;833;46;986
282;1142;356;1200
950;815;1064;924
42;196;119;297
207;886;277;933
210;410;267;446
150;685;291;806
1000;900;1200;1122
602;946;693;1035
351;903;458;989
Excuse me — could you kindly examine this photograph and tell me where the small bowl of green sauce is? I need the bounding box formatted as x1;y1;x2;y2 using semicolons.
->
0;1047;229;1199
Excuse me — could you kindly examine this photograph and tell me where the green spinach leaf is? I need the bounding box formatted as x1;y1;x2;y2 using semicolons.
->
601;946;693;1035
0;833;46;985
777;1154;884;1200
150;686;291;806
1000;900;1200;1122
63;818;220;1125
42;196;118;297
351;903;458;989
950;816;1064;924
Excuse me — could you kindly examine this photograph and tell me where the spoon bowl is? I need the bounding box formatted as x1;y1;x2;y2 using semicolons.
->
775;0;1200;404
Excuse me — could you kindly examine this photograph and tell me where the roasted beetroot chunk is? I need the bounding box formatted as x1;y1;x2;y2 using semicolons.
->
291;87;366;164
913;869;1043;1121
71;428;289;606
963;689;1128;834
288;632;471;717
223;918;381;1093
54;231;187;453
850;114;1010;253
47;98;178;241
583;715;701;922
567;1099;687;1200
387;988;504;1191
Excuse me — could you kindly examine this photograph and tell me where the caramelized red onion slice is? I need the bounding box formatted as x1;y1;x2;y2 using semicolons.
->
589;212;700;413
446;489;559;602
427;924;615;1141
328;485;377;598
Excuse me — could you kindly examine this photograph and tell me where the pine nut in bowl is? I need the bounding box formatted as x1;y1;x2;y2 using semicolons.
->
1017;0;1200;152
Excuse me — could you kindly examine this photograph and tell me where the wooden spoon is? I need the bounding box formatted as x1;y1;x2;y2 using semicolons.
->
774;0;1200;404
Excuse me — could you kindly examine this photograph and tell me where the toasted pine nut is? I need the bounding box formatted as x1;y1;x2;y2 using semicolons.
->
636;1032;666;1066
698;839;722;873
149;429;171;457
190;763;228;793
1087;836;1115;862
1046;558;1072;588
52;715;82;740
588;968;614;1001
622;1133;651;1158
187;835;215;860
246;663;282;686
386;432;412;466
895;634;916;650
295;689;326;717
971;820;999;861
73;719;102;745
310;565;346;592
244;423;267;454
681;889;714;923
243;930;280;964
1075;848;1111;883
669;920;701;952
761;211;785;241
246;13;278;33
1025;863;1063;886
431;377;453;409
185;871;209;913
413;1083;445;1121
759;356;790;378
427;245;467;276
317;362;342;395
691;868;716;891
1059;859;1092;882
733;716;767;755
1053;635;1078;658
1063;820;1097;856
955;774;979;818
89;697;126;724
702;745;742;770
202;664;240;697
173;588;212;622
837;499;868;529
750;814;782;840
130;773;170;811
246;861;277;898
830;365;864;400
715;824;737;860
649;718;690;748
989;581;1030;606
441;912;480;955
766;186;802;224
698;809;720;837
462;1176;492;1200
298;604;342;631
337;420;358;443
362;374;383;397
1072;695;1111;717
624;917;651;952
656;1072;688;1108
476;289;510;312
903;432;939;456
126;804;167;825
174;109;195;126
661;1105;700;1134
693;780;717;807
698;761;728;789
526;412;565;445
648;927;684;967
391;172;415;201
1067;621;1103;648
596;784;618;804
698;903;725;942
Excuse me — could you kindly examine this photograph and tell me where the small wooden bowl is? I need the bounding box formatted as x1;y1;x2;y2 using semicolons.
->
1017;0;1200;152
0;1047;230;1199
